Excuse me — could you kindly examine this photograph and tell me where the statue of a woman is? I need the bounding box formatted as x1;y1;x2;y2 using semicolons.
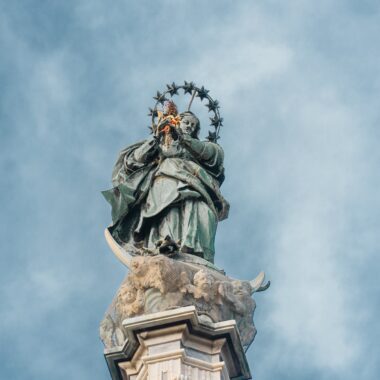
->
103;104;229;264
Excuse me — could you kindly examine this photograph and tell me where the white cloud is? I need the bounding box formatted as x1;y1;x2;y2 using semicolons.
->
1;2;379;380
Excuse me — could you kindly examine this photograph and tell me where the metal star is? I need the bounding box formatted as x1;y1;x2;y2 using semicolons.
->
206;99;219;112
210;115;221;127
196;86;210;101
206;130;218;142
148;108;158;117
153;91;167;105
166;82;179;96
183;81;195;94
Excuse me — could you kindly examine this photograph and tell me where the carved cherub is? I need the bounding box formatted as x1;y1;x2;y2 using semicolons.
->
116;280;145;317
231;280;254;315
189;269;217;302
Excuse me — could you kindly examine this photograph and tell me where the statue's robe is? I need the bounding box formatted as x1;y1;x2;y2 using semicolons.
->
102;135;229;263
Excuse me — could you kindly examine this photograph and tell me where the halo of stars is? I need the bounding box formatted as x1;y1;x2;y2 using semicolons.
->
148;81;223;143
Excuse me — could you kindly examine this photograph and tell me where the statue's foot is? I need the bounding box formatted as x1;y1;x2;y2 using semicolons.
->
180;245;194;254
180;246;203;259
133;240;144;249
158;235;179;256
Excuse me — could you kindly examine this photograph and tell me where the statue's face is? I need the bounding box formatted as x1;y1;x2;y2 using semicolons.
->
179;114;198;136
194;271;213;292
119;286;136;304
123;289;136;303
232;281;250;296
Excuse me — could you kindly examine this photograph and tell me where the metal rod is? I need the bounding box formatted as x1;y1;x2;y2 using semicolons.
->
187;90;196;111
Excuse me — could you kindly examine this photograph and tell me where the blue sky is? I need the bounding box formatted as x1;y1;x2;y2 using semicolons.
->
1;1;379;379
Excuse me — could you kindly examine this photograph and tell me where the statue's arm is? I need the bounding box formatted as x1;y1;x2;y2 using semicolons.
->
111;138;158;186
181;135;224;164
131;138;159;163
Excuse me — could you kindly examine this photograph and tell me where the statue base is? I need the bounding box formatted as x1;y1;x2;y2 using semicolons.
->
104;306;252;380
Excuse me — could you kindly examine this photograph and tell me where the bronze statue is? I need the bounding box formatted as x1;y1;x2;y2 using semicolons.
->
103;84;229;264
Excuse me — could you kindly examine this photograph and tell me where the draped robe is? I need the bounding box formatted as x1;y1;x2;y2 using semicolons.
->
102;134;229;264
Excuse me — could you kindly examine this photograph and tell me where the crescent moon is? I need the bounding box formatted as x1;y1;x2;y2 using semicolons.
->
104;228;133;269
250;271;266;293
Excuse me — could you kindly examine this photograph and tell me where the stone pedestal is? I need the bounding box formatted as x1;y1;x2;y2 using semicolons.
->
104;306;251;380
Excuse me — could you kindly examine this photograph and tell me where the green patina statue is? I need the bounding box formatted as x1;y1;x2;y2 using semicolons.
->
103;84;229;264
100;85;270;360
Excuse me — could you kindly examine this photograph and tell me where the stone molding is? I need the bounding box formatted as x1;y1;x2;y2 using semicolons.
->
104;306;251;380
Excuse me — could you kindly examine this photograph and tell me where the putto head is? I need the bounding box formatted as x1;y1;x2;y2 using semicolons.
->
193;269;214;291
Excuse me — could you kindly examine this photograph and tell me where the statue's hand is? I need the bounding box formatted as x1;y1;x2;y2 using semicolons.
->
152;134;161;145
171;127;183;142
157;119;170;134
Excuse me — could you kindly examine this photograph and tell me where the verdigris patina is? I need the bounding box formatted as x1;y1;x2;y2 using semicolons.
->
103;94;229;264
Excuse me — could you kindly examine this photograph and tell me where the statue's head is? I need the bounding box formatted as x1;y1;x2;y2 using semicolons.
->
232;280;251;297
118;281;137;304
193;269;214;292
179;111;200;138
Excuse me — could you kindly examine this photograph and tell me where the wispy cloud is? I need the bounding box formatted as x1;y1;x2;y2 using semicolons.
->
0;1;379;380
